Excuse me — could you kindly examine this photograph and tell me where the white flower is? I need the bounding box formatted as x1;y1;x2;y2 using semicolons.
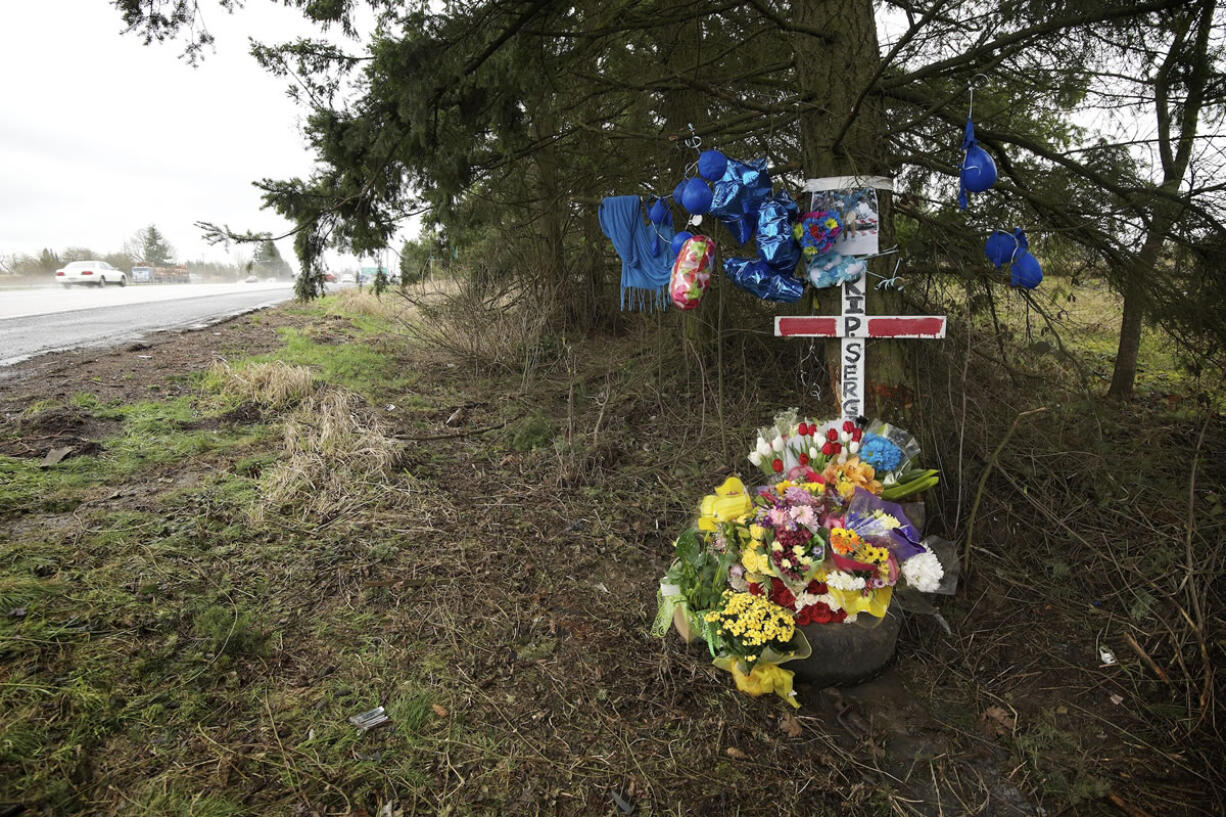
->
771;435;785;452
748;451;763;467
809;446;819;460
902;551;944;593
826;570;866;592
849;441;860;454
756;439;772;458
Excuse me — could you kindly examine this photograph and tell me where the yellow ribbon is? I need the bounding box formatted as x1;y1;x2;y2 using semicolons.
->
827;585;893;619
713;656;800;708
697;476;753;532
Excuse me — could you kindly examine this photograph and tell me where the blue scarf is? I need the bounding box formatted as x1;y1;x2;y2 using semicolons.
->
599;195;674;311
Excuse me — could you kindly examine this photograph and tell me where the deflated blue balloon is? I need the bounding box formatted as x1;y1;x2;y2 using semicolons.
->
673;179;687;204
670;230;694;256
710;157;772;220
1011;251;1043;289
984;230;1015;269
962;145;997;193
647;197;670;225
958;117;998;210
755;190;801;272
680;177;713;214
724;257;804;302
697;149;728;181
725;213;757;245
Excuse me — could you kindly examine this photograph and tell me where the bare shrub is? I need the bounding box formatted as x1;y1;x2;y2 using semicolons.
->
397;272;558;373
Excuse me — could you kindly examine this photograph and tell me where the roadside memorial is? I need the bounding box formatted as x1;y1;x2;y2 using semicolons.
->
650;173;957;705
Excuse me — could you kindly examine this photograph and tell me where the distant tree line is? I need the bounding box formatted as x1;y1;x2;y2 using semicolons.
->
1;225;295;282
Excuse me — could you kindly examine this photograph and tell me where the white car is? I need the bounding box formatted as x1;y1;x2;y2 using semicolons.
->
55;260;127;288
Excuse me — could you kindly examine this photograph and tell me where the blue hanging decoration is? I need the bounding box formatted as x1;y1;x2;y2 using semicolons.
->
984;230;1016;268
680;177;713;215
959;79;997;210
598;195;675;311
697;149;728;181
755;190;801;272
1010;251;1043;289
672;179;687;205
806;250;866;289
647;197;671;225
959;117;997;210
670;230;694;256
710;157;772;247
724;257;804;302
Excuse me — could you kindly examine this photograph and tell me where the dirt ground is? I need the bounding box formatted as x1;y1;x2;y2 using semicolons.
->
1;300;1220;817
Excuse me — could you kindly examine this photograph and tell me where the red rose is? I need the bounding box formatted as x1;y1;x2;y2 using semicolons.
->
832;610;848;623
796;607;812;626
811;607;832;624
769;579;796;609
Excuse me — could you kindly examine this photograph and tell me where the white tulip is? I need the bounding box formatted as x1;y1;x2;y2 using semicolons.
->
771;435;785;452
748;451;763;466
756;439;772;458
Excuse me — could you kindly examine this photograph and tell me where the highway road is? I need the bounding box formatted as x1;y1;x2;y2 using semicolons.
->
0;282;299;367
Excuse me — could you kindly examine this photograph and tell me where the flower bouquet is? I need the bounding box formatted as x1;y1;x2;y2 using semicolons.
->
653;410;956;705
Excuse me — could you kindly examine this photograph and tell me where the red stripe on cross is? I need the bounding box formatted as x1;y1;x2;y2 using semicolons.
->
866;316;947;338
775;316;839;337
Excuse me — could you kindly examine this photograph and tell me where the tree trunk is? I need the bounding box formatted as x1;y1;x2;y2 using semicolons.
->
791;0;908;418
1108;225;1165;401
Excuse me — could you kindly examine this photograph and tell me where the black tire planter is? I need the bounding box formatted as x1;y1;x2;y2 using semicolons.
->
790;605;902;687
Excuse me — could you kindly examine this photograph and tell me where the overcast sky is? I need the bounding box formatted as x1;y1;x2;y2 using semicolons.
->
0;1;387;271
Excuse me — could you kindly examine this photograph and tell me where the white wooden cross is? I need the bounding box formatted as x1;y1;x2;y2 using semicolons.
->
773;177;946;421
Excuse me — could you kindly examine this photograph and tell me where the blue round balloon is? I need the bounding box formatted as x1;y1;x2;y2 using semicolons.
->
680;177;713;215
962;144;998;193
984;230;1015;269
670;230;694;256
697;149;728;181
647;197;669;224
1010;251;1043;289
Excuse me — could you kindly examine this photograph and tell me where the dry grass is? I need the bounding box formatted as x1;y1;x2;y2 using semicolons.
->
259;388;402;523
206;359;315;409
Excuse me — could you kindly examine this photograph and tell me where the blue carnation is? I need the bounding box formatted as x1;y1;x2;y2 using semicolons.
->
859;433;903;471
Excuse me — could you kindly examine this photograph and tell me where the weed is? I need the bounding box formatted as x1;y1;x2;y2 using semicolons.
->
194;602;269;660
509;413;553;451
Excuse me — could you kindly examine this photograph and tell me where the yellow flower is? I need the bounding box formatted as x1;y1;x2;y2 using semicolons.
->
822;457;882;498
697;476;753;531
741;548;771;576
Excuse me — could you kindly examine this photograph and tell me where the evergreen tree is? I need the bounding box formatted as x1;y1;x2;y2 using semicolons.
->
114;0;1226;395
251;237;293;279
138;225;174;266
